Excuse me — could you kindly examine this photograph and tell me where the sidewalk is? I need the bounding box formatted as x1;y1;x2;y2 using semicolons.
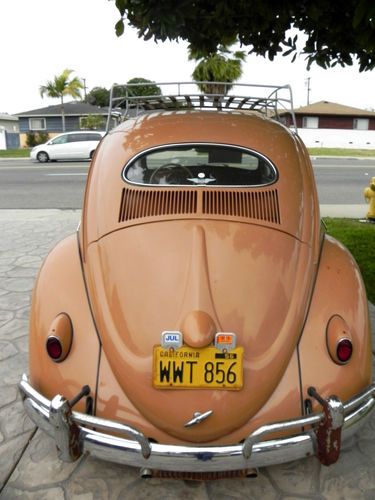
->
320;204;369;219
0;209;374;499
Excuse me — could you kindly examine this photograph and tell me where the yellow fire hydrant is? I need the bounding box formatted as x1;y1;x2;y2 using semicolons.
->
364;176;375;222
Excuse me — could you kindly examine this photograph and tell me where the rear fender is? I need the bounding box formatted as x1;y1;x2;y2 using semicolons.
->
298;235;372;407
29;234;100;413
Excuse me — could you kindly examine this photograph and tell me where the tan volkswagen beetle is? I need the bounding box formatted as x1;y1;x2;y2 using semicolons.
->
20;82;374;480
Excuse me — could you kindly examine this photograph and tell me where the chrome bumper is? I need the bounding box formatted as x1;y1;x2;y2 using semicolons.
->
19;374;375;472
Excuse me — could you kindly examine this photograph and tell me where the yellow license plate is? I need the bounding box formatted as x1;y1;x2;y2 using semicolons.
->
153;346;243;389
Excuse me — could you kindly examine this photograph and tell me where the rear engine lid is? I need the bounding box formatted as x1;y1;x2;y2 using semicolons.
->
85;219;315;441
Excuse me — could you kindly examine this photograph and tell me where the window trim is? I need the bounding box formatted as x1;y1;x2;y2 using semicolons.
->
29;117;46;131
302;116;319;129
122;142;278;188
79;116;86;129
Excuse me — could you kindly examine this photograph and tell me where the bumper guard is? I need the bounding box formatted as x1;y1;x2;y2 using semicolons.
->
19;374;375;472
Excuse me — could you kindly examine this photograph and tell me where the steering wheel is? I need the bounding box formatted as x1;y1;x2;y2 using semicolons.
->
149;163;193;185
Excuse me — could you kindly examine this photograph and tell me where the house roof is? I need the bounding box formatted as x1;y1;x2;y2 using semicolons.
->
15;101;109;117
0;113;18;121
294;101;375;117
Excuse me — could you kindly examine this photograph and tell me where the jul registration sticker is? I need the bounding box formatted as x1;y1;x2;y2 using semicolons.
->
161;331;183;349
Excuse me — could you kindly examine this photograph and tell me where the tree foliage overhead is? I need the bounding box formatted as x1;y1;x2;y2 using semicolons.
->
114;0;375;71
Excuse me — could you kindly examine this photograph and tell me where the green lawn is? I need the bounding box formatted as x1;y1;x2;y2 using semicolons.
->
308;148;375;157
324;218;375;303
0;149;30;158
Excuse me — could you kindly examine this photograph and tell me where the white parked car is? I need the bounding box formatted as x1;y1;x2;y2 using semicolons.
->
30;131;105;163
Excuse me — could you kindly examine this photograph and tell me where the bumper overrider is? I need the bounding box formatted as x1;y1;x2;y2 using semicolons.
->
19;374;375;473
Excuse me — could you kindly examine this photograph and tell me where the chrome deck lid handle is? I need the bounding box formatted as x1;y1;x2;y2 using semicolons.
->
184;410;213;427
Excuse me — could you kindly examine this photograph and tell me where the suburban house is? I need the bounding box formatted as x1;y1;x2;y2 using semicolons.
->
10;99;375;150
0;113;19;149
283;101;375;149
16;101;111;147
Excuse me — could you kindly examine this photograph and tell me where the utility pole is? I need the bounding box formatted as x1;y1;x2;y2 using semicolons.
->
305;77;311;105
82;78;87;100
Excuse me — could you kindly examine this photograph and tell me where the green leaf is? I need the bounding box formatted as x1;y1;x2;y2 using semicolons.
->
353;0;368;28
115;19;125;37
115;0;127;17
143;29;153;41
283;48;294;57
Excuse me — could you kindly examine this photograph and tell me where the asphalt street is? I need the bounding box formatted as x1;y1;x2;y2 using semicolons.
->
0;157;375;209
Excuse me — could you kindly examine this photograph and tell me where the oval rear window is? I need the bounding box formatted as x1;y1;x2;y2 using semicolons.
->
123;144;277;187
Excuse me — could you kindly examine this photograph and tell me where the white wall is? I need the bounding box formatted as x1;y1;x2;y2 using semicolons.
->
0;128;6;149
297;128;375;149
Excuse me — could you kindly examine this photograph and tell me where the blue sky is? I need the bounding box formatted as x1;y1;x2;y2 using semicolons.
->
1;0;374;114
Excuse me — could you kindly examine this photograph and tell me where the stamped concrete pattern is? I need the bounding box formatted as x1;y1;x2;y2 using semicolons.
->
0;209;374;499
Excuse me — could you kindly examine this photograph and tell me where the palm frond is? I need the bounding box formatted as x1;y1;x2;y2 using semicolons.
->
190;42;246;94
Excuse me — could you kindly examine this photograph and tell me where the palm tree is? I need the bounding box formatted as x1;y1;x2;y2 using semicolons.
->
40;69;83;132
189;45;246;95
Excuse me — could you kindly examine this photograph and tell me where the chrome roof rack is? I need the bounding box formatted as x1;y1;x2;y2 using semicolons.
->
106;82;296;132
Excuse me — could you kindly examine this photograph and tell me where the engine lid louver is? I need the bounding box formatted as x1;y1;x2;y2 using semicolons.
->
118;187;280;225
202;189;280;224
119;189;198;221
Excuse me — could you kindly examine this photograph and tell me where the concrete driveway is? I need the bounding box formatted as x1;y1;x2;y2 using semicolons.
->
1;209;374;499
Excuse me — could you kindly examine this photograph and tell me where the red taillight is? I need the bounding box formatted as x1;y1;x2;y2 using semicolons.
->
46;314;73;362
326;316;353;364
46;336;63;360
336;339;353;363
